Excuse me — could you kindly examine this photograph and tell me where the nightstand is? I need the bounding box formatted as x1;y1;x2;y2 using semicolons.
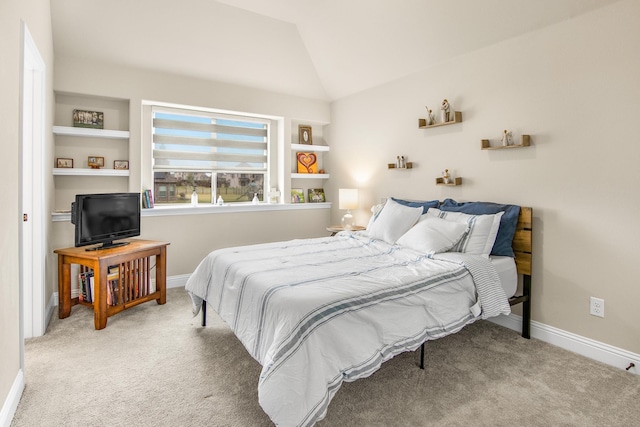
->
326;225;366;236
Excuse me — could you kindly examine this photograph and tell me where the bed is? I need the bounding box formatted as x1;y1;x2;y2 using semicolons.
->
185;199;532;426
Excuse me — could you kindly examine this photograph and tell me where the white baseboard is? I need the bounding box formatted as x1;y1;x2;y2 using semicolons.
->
45;292;56;328
490;313;639;376
48;276;638;376
167;273;190;289
0;369;24;427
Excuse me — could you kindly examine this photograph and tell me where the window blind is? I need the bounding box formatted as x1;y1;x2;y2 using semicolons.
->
152;107;269;173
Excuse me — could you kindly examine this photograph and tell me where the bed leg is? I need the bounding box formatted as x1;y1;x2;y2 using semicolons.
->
201;300;207;327
522;275;531;339
420;343;425;370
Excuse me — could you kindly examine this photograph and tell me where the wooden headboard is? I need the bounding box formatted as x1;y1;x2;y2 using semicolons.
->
513;207;532;276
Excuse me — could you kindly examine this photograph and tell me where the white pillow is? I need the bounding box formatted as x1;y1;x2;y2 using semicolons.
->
367;198;423;243
397;217;469;254
425;208;504;258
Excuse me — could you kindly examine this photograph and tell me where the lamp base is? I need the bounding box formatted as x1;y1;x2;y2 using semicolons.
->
341;211;355;229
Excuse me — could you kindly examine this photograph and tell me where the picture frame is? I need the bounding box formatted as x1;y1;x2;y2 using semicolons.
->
73;109;104;129
291;188;305;203
114;160;129;170
298;125;313;145
308;188;326;203
296;152;318;174
56;158;74;168
88;156;105;169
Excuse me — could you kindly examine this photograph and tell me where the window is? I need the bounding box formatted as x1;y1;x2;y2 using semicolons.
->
151;105;270;204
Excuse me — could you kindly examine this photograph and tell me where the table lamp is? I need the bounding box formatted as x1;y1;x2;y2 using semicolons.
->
339;188;358;229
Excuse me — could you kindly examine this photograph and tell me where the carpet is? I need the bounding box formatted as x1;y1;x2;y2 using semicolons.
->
11;288;640;426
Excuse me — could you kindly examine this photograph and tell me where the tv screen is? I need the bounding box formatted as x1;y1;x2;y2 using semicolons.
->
72;193;141;250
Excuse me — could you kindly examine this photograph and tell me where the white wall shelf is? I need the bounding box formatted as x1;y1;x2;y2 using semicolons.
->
291;173;330;179
53;125;130;139
291;143;330;152
53;168;130;176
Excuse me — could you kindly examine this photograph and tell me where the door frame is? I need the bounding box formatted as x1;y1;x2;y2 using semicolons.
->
20;22;46;344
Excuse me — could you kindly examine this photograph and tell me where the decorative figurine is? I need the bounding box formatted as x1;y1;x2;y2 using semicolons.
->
425;106;434;125
442;169;451;184
441;99;451;123
501;129;513;146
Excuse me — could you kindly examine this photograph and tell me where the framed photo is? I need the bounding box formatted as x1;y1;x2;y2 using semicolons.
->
298;125;313;145
114;160;129;170
291;188;305;203
88;156;105;169
308;188;326;203
56;158;73;168
73;109;104;129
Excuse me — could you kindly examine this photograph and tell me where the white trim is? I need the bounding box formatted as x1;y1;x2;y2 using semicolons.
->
0;370;24;427
52;201;332;222
167;274;190;289
21;22;47;340
490;314;640;375
45;291;57;327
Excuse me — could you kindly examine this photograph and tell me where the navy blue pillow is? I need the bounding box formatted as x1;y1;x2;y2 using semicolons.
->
439;199;520;257
391;197;439;214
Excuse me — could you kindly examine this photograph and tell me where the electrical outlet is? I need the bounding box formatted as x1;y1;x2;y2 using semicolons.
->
590;297;605;318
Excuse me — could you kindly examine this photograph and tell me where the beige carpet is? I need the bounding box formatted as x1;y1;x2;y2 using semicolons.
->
12;288;640;426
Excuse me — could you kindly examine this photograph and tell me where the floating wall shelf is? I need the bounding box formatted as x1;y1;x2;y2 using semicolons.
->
388;162;413;169
481;134;531;150
419;111;462;129
435;177;462;186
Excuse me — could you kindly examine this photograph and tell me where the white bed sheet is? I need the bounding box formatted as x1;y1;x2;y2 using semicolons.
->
185;233;511;427
490;255;518;297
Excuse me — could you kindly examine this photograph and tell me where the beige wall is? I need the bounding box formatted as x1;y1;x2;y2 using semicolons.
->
49;57;332;284
0;0;54;418
326;0;640;353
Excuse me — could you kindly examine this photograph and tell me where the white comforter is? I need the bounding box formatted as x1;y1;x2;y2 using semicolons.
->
185;232;510;427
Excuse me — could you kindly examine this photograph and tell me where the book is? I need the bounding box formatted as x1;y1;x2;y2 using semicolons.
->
145;189;154;208
142;190;150;208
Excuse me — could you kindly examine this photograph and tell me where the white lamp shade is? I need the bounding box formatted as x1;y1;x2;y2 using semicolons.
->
339;189;358;210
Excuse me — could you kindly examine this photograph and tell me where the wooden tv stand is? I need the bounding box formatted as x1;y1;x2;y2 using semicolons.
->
55;239;169;330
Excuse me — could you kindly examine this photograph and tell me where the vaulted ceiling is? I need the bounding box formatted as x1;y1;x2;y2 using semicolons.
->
50;0;619;101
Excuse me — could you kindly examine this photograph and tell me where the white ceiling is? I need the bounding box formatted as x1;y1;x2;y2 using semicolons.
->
50;0;619;101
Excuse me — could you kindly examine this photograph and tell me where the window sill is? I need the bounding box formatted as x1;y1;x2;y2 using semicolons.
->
51;202;332;222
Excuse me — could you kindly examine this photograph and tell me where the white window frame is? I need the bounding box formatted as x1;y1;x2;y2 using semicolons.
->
144;101;280;206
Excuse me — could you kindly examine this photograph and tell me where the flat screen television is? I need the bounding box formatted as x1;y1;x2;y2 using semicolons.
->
71;193;141;250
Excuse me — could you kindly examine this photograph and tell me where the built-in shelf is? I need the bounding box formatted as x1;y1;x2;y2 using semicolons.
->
419;111;462;129
481;134;530;150
291;173;330;179
291;143;330;152
388;162;413;169
53;168;130;177
435;177;462;186
53;125;130;139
